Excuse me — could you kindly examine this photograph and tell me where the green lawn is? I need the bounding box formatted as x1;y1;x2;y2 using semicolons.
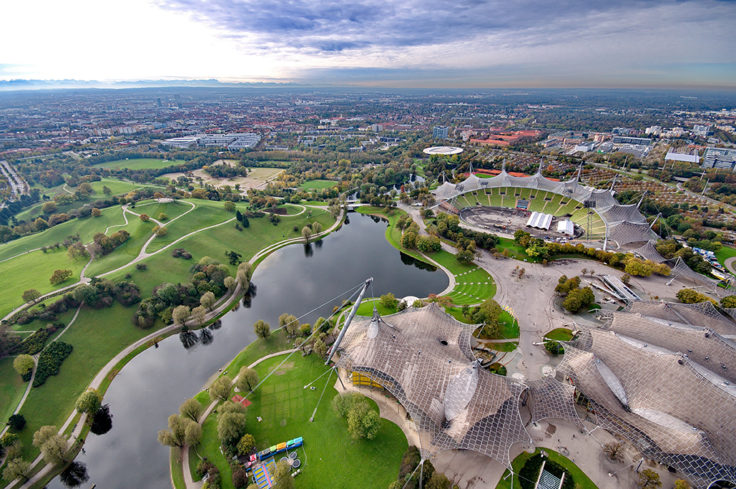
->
108;205;335;297
544;328;574;341
496;448;598;489
356;298;398;316
198;353;407;489
170;447;187;489
425;250;496;305
299;179;338;191
223;329;294;379
715;245;736;268
14;303;151;461
0;357;26;427
93;158;187;170
0;247;85;318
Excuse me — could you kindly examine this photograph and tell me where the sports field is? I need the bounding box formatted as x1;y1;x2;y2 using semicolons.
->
300;179;338;191
93;158;186;170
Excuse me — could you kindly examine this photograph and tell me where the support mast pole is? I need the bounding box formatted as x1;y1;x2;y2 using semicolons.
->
326;277;373;365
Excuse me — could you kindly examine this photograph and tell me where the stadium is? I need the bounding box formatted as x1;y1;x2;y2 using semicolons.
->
432;161;657;251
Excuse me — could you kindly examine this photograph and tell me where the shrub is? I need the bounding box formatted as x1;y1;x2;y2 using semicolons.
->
49;269;73;285
677;288;717;305
7;414;26;432
34;342;73;387
13;354;35;376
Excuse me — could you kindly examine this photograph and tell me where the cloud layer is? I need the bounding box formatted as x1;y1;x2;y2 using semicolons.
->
1;0;735;86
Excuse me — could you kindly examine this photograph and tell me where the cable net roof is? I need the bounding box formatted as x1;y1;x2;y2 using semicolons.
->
607;221;658;247
631;241;668;263
627;301;736;337
558;329;736;487
600;204;648;224
670;258;725;296
605;312;736;384
526;378;582;426
335;303;531;465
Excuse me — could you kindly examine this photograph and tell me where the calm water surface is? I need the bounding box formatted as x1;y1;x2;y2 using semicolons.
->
48;212;448;488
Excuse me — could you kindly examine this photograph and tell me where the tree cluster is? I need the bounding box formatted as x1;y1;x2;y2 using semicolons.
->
332;393;381;440
555;275;596;313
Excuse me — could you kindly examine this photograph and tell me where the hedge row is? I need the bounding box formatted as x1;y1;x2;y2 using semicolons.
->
33;342;73;387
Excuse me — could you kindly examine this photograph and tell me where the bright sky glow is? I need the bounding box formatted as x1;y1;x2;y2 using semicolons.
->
1;0;735;87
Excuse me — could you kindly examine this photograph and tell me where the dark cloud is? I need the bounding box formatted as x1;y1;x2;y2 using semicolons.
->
155;0;665;52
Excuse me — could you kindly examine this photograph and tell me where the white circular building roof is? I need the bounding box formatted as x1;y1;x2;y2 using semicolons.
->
423;146;464;155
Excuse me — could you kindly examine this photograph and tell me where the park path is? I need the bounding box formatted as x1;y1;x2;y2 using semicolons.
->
8;207;346;488
725;256;736;275
181;349;298;489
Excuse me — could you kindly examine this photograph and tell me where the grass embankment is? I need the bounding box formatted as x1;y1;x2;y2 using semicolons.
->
0;358;25;427
170;448;187;489
715;245;736;268
299;179;338;191
15;178;162;223
93;158;186;170
355;206;496;305
196;353;407;489
496;448;598;489
425;250;495;305
544;328;574;341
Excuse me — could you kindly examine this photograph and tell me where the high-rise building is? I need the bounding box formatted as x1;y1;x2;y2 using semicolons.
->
433;126;449;139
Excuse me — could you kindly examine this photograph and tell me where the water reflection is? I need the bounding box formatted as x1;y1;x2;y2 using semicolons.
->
89;405;113;436
47;212;448;489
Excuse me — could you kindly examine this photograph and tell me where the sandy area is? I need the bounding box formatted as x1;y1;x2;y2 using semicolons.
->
162;164;283;192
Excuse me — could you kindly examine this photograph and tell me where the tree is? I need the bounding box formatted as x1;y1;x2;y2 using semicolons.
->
217;409;247;446
172;305;190;325
37;432;69;465
237;262;253;289
401;230;417;249
380;293;398;310
180;398;203;422
42;201;57;215
191;305;207;325
184;421;202;446
562;287;595;313
157;414;198;448
603;442;624;463
32;425;57;447
279;313;299;336
233;467;249;488
67;242;89;260
253;319;270;339
91;207;102;218
210;376;232;401
75;389;101;415
2;458;30;482
200;291;216;310
226;250;243;265
313;338;327;358
720;295;736;308
49;269;73;285
235;366;259;393
637;469;661;489
673;480;691;489
22;289;41;303
13;354;34;376
301;226;312;242
8;414;26;432
426;471;452;489
237;433;256;455
224;276;236;290
102;185;112;196
676;288;716;305
139;214;150;222
347;401;380;440
224;201;236;212
154;225;168;237
272;459;294;489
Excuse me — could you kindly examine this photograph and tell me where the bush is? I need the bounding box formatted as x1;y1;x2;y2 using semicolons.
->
15;327;55;355
34;342;73;387
7;414;26;432
379;293;398;310
677;288;717;305
172;248;193;259
561;287;595;313
13;354;35;376
49;269;73;285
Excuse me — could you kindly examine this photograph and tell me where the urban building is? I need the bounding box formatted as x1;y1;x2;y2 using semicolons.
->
433;126;449;139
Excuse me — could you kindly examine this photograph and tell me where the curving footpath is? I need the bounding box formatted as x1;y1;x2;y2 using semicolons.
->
8;208;345;489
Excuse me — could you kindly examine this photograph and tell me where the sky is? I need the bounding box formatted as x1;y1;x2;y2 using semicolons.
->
1;0;735;88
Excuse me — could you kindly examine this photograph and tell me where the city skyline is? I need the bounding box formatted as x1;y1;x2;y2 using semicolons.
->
2;0;736;89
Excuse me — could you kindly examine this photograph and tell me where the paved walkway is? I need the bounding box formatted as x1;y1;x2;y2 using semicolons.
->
725;256;736;275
